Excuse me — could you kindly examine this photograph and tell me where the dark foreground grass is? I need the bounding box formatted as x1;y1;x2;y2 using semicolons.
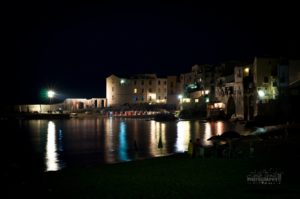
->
5;130;300;199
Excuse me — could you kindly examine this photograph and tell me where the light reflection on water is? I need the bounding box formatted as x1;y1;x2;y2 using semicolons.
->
45;121;60;171
203;122;212;146
175;121;191;152
22;118;250;171
119;121;129;161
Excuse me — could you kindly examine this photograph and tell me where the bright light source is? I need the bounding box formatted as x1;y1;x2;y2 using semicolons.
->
47;90;55;99
120;79;125;84
182;98;191;103
244;67;250;76
205;98;210;103
258;90;265;98
205;90;210;95
178;94;183;99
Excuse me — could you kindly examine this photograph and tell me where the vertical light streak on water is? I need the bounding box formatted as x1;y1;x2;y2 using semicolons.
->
203;122;213;146
160;122;167;155
45;121;59;171
216;121;224;135
175;121;191;152
149;121;157;156
105;117;115;163
119;121;129;161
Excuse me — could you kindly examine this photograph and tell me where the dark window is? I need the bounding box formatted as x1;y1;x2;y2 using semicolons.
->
149;80;152;85
142;89;144;93
149;88;152;92
164;81;167;85
141;96;144;101
134;80;137;85
158;80;161;85
141;80;144;85
238;69;241;77
229;87;234;94
264;76;269;83
171;82;174;88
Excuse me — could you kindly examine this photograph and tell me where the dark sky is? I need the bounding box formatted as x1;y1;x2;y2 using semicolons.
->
2;1;299;104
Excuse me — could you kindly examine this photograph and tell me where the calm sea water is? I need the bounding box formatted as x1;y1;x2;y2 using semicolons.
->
15;118;251;171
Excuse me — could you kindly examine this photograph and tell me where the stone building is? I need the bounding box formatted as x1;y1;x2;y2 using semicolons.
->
106;74;172;107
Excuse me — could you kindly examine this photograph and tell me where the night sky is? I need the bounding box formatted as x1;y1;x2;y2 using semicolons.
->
2;1;299;104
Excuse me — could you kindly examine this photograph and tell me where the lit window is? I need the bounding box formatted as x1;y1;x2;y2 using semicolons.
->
134;88;137;93
195;99;199;103
183;98;191;103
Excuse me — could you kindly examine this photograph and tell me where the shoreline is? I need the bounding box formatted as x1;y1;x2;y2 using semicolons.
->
6;128;300;198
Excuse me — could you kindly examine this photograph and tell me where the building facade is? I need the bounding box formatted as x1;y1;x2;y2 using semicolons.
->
16;98;107;113
106;74;170;107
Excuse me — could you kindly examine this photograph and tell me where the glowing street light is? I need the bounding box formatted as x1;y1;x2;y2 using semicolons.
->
258;90;265;98
205;97;210;103
47;90;55;113
48;90;55;99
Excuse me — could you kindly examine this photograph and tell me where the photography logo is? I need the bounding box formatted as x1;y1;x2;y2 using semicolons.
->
247;168;283;185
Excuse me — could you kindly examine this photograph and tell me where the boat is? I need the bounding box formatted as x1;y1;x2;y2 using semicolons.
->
154;113;177;122
70;113;78;118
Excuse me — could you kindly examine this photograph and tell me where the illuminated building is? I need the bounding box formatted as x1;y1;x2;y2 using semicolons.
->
106;74;170;107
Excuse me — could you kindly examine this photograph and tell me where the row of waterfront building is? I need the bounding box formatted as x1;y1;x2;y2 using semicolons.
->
106;57;300;119
16;56;300;120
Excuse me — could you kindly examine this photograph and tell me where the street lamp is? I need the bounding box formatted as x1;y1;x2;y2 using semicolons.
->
47;90;55;113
